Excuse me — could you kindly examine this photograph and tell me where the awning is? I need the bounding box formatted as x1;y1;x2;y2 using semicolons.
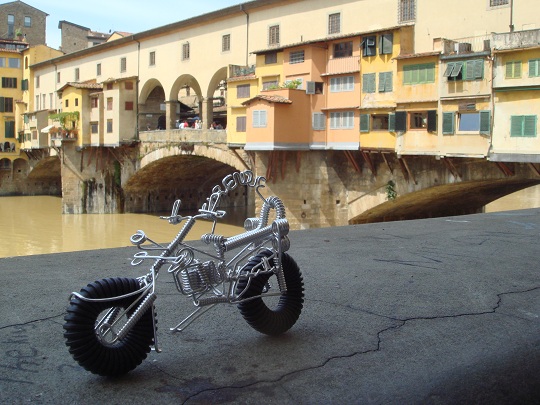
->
41;124;56;133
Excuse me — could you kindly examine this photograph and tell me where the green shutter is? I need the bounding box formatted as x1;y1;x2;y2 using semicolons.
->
529;59;540;77
426;63;435;82
473;60;483;79
523;115;537;137
379;33;393;55
386;71;393;92
360;114;370;132
388;113;396;132
403;65;412;84
442;112;455;135
427;110;437;133
395;111;407;132
510;116;523;137
479;110;491;135
444;63;455;77
5;121;15;138
0;97;4;112
363;73;375;93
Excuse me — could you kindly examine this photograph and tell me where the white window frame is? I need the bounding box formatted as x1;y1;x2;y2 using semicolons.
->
253;110;268;128
330;111;354;129
313;112;326;130
328;12;341;35
330;76;354;92
289;50;305;64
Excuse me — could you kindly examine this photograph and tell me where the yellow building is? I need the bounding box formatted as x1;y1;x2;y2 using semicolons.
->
490;30;540;163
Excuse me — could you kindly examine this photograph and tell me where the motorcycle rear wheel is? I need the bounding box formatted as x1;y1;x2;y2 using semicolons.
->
237;250;304;335
63;277;155;376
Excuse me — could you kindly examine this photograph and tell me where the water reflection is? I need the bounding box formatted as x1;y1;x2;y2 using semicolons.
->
0;196;245;258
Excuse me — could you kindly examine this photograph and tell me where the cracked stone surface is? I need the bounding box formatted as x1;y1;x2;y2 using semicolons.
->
1;209;539;404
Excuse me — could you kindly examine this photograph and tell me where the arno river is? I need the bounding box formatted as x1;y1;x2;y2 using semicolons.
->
1;185;539;258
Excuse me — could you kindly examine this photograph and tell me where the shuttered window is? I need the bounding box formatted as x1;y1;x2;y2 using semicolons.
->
479;110;491;135
378;71;393;92
505;61;522;79
395;111;407;132
442;112;455;135
360;114;370;132
362;73;376;93
529;59;540;77
330;112;354;129
330;76;354;92
312;113;326;130
236;116;246;132
379;34;393;55
403;63;435;84
510;115;537;137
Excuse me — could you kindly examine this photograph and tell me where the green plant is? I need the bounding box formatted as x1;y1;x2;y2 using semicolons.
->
385;180;397;201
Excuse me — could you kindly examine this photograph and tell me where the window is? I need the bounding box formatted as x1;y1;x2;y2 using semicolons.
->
505;61;522;78
5;121;15;138
74;98;78;107
57;72;61;83
268;25;280;46
97;63;101;76
107;119;113;133
379;34;393;55
2;78;17;88
0;58;4;67
362;73;376;93
395;110;436;132
379;71;393;92
236;116;246;132
403;63;435;84
490;0;508;6
91;123;98;134
120;57;127;72
8;58;20;68
7;15;14;37
328;13;341;35
289;50;305;64
330;111;354;129
263;80;278;90
306;81;324;95
149;51;155;66
529;59;540;77
222;34;231;52
265;52;277;64
182;43;190;60
91;98;98;108
333;41;353;58
75;68;79;81
21;79;28;90
0;97;14;112
237;84;250;98
24;16;31;27
330;76;354;92
253;110;267;128
399;0;416;23
125;81;133;90
444;59;483;80
510;115;537;137
106;83;113;90
107;97;113;110
125;101;134;111
313;113;326;130
65;99;69;108
372;114;390;131
362;36;376;57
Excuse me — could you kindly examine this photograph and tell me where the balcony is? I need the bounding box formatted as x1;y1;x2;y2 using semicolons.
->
492;29;540;51
324;56;360;76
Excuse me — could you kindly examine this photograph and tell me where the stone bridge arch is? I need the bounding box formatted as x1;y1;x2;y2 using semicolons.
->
123;144;252;214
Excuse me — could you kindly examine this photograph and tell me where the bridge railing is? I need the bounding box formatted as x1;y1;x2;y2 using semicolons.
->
138;128;227;144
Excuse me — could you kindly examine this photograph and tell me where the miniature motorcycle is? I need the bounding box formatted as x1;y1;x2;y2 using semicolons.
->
63;170;304;376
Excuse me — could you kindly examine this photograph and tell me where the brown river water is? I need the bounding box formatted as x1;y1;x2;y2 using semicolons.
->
1;185;539;258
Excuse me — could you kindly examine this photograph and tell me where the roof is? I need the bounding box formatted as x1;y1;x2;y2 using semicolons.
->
394;51;441;60
57;80;103;92
30;0;294;68
58;20;90;31
0;1;48;16
227;74;257;82
242;94;293;105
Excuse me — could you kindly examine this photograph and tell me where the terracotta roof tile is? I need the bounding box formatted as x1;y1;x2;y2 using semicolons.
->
242;94;292;105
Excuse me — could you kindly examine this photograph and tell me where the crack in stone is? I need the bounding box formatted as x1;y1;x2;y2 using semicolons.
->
0;314;64;331
179;286;540;404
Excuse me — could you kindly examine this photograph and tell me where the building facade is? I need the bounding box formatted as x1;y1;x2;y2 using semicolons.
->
0;0;47;45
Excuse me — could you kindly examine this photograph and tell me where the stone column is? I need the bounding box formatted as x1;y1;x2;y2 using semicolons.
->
201;97;214;129
165;100;177;130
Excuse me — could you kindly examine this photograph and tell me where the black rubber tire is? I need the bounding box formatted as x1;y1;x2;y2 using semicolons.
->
237;251;304;335
63;277;155;376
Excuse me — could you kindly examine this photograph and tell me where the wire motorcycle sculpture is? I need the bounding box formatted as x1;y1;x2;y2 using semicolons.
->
63;170;304;376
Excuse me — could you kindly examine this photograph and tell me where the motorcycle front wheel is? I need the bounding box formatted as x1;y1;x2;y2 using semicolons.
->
63;277;155;376
237;250;304;335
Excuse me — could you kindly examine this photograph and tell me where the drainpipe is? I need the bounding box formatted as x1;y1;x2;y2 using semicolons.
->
133;36;141;139
509;0;514;32
240;4;249;66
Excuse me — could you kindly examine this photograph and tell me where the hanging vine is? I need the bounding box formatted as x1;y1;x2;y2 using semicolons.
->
48;111;80;130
